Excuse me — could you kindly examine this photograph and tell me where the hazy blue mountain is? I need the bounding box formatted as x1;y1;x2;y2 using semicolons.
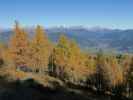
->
0;27;133;53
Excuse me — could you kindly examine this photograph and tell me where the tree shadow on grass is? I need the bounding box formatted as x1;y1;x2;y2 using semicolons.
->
0;77;131;100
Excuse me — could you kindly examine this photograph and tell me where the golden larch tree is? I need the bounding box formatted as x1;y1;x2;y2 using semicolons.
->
28;25;52;73
51;35;70;78
51;35;89;84
9;21;29;67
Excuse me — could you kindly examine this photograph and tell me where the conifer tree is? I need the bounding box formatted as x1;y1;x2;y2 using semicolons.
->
51;35;69;79
9;21;29;67
107;55;124;95
122;55;133;97
128;57;133;96
50;35;89;84
95;50;108;91
28;25;52;73
67;40;89;83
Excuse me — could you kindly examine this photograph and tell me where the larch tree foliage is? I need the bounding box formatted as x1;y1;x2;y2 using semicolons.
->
95;52;112;91
96;51;124;93
50;35;89;84
9;21;29;67
85;54;97;87
128;57;133;96
122;55;133;97
95;50;109;91
106;55;124;95
85;55;96;76
28;25;52;73
67;40;89;84
50;35;70;79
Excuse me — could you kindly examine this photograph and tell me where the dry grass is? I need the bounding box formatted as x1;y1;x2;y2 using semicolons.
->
0;66;64;88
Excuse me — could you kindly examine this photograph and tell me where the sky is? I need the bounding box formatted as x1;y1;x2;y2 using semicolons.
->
0;0;133;29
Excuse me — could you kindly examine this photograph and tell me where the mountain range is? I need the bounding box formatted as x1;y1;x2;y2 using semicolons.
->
0;26;133;53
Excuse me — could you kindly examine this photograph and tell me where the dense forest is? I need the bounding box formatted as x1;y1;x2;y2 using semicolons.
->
0;22;133;100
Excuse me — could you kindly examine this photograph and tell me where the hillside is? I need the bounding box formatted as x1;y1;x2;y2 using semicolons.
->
0;27;133;53
0;24;132;100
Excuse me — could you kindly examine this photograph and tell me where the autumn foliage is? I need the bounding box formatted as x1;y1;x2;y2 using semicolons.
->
0;22;133;97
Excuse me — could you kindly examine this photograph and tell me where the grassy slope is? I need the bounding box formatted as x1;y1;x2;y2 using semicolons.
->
0;67;131;100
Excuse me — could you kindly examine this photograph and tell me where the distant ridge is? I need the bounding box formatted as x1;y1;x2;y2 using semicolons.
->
0;26;133;53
